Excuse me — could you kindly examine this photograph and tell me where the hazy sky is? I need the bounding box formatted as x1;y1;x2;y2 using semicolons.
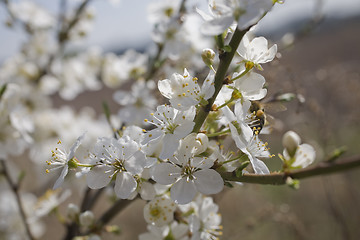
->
0;0;359;60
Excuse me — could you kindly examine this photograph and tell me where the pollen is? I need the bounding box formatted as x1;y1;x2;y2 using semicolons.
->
144;119;148;122
45;169;49;173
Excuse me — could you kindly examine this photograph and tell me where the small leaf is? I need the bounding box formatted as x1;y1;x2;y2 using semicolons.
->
223;45;232;52
235;161;250;177
0;84;7;99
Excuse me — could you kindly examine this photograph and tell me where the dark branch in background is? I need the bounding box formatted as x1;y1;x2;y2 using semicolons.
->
0;159;35;240
220;155;360;184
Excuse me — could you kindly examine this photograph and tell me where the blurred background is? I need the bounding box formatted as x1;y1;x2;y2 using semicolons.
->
1;0;360;239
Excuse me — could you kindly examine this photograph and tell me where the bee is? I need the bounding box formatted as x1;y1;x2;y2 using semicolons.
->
248;101;266;134
248;96;288;134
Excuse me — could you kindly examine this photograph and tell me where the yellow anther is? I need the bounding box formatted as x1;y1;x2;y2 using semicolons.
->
182;93;186;96
46;169;50;173
144;119;148;122
57;140;62;144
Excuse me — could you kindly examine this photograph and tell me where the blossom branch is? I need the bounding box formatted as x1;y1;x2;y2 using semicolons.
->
0;159;35;240
192;27;250;133
88;198;137;234
219;155;360;185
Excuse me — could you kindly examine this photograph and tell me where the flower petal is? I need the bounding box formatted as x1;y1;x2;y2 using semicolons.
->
193;169;224;195
114;171;137;199
86;165;112;189
170;178;197;204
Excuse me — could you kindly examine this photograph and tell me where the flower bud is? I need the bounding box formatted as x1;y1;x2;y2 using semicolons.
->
202;48;215;67
67;203;80;221
282;131;301;157
79;211;95;228
194;133;209;155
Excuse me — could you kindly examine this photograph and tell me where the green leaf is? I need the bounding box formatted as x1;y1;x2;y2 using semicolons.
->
235;161;250;177
223;45;232;52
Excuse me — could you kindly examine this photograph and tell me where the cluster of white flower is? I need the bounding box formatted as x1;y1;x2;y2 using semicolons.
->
0;0;321;239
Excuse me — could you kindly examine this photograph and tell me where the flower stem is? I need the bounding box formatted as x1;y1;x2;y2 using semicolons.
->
228;67;251;83
206;129;230;138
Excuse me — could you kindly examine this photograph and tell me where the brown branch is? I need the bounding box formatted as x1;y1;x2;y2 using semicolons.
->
192;27;250;133
0;159;36;240
220;155;360;184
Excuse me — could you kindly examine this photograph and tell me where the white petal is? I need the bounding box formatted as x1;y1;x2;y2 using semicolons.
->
86;165;112;189
293;144;316;168
171;178;197;204
125;150;146;174
159;134;181;160
248;155;270;174
139;181;156;200
200;15;234;36
158;79;173;99
193;169;224;195
68;132;86;159
142;129;163;145
53;166;68;190
151;163;181;185
114;172;137;199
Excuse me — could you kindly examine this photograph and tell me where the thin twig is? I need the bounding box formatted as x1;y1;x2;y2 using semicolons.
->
95;198;137;229
220;155;360;184
0;159;35;240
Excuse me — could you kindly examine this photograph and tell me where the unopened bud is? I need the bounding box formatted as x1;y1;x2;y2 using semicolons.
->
202;48;215;67
79;211;95;228
282;131;301;157
67;203;80;220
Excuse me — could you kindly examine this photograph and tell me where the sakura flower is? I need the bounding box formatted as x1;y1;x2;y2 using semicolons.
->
232;70;267;101
151;134;224;204
33;189;71;219
113;80;158;126
142;104;195;160
223;101;271;174
158;68;215;111
237;33;277;70
189;196;223;240
281;131;316;169
139;222;189;240
9;1;55;29
86;136;147;199
147;0;181;24
143;196;177;227
197;0;273;35
46;133;86;189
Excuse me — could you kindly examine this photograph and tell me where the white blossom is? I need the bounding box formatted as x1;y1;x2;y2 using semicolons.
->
86;136;147;199
158;69;215;111
197;0;273;35
151;134;224;204
237;33;277;70
113;80;158;126
142;104;196;160
46;133;86;189
143;196;177;227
